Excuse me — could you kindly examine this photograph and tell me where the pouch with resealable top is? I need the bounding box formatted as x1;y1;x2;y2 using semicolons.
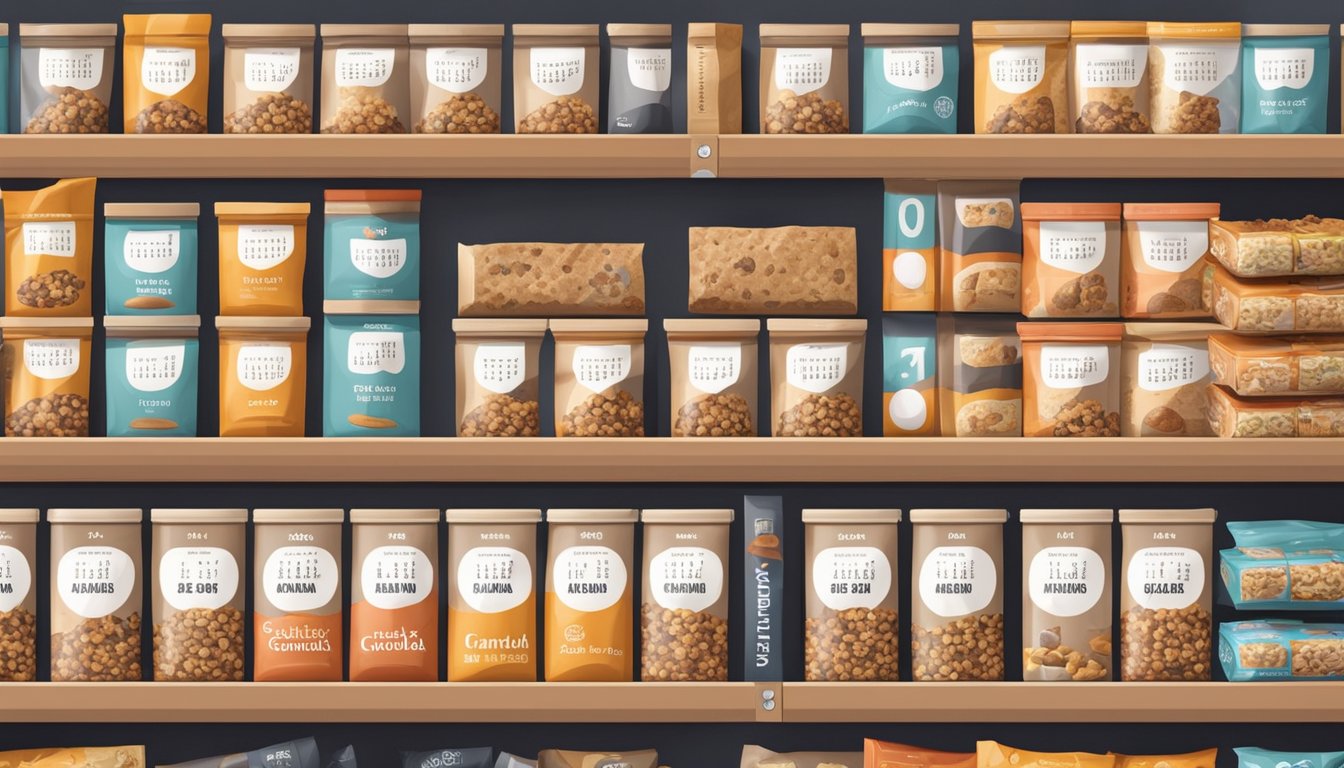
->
1019;322;1123;437
768;319;867;437
3;177;97;317
409;25;503;134
544;509;636;682
1148;22;1241;134
19;24;116;134
0;509;39;681
253;509;344;682
759;24;850;134
1021;203;1121;318
321;25;410;134
513;25;600;134
1241;25;1329;134
123;14;211;134
552;319;647;438
323;309;421;437
1121;323;1220;437
105;316;200;437
665;319;759;437
151;508;246;681
454;319;546;437
217;203;311;316
1;317;93;437
324;190;421;302
937;315;1022;437
973;21;1070;134
938;181;1022;313
222;24;316;134
1121;202;1218;319
104;203;200;315
49;508;144;681
1069;22;1151;133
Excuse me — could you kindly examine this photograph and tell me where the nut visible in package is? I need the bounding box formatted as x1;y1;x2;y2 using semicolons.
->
217;316;310;437
217;202;311;316
253;509;344;682
1121;323;1220;437
446;509;540;682
222;24;315;134
1;317;93;438
552;319;647;438
513;25;599;134
539;751;658;768
640;509;732;681
1221;520;1344;609
1236;749;1344;768
3;177;96;317
977;743;1115;768
1241;26;1329;134
1119;508;1216;681
0;509;39;681
865;741;976;768
665;319;759;437
1207;384;1344;437
1020;509;1113;682
759;24;850;134
151;509;246;681
1069;22;1151;133
861;24;960;134
688;226;858;314
1209;334;1344;396
938;181;1022;312
410;25;503;134
608;24;673;133
1113;750;1217;768
768;319;867;437
744;496;784;681
350;509;439;681
458;242;646;317
324;190;421;302
0;748;146;768
323;311;421;437
972;21;1070;134
1121;202;1218;318
804;509;901;681
883;315;938;436
453;319;546;437
884;181;939;311
321;25;410;134
911;509;1007;682
49;508;144;681
104;203;200;315
936;315;1022;437
544;509;636;682
742;746;861;768
19;24;115;134
1148;22;1241;134
105;316;200;437
1021;203;1121;318
1211;217;1344;278
1020;322;1123;437
687;23;743;133
123;14;210;134
1220;619;1344;680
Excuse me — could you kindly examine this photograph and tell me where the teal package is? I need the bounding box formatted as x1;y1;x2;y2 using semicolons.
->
324;205;421;301
104;213;199;315
1240;34;1329;134
882;314;937;435
324;314;421;436
0;33;8;134
1220;520;1344;609
1219;620;1344;681
1237;748;1344;768
105;337;199;436
863;42;958;134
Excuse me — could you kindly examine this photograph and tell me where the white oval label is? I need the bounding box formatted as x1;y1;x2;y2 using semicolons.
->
1029;546;1105;617
473;343;526;395
1128;546;1205;610
0;545;33;613
159;546;240;612
142;47;196;97
236;343;293;392
893;251;929;290
263;545;339;612
125;344;187;393
552;545;627;613
918;545;997;618
457;546;533;613
350;238;407;279
649;546;723;613
57;546;136;618
813;545;893;611
361;546;433;610
786;343;848;394
989;45;1046;94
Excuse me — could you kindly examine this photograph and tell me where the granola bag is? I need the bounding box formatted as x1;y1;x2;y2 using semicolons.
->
862;24;959;134
688;226;857;314
453;319;545;437
321;24;410;134
514;25;599;134
3;177;96;317
1069;22;1151;133
122;14;211;133
217;316;310;437
349;509;439;681
551;319;647;438
1220;620;1344;680
1148;22;1241;134
1207;384;1344;437
1121;322;1221;436
742;747;861;768
973;21;1069;134
665;319;759;437
978;744;1114;768
222;24;315;134
865;742;975;768
938;181;1022;312
883;314;938;436
19;24;116;134
609;24;673;133
324;310;421;437
217;202;311;316
768;318;867;437
1;317;92;437
1221;520;1344;609
253;508;344;681
1207;263;1344;333
1209;333;1344;396
1019;322;1123;437
687;23;742;133
1022;203;1121;318
104;203;200;315
1241;25;1329;134
544;509;637;682
410;24;503;134
0;509;38;681
104;316;200;437
936;315;1022;437
324;190;421;302
884;181;939;311
1121;202;1218;318
1210;216;1344;278
1114;751;1217;768
759;24;849;134
640;509;732;681
49;508;144;681
1020;509;1114;682
150;508;246;681
458;242;646;317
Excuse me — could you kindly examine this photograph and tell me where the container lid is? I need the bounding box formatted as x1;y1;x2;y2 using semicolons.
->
767;318;867;333
104;202;200;218
909;508;1008;524
323;189;422;202
151;508;248;523
0;509;40;524
323;300;421;316
1122;322;1224;342
1146;22;1241;38
320;23;408;38
607;23;673;38
546;508;639;524
105;315;202;335
20;23;118;38
0;317;94;331
548;319;648;334
1019;509;1114;523
973;20;1070;40
216;316;311;331
1243;24;1329;37
1122;202;1220;220
1069;21;1147;38
253;508;345;523
452;318;549;335
1017;322;1123;342
222;23;316;39
641;509;735;524
350;508;440;524
1021;202;1121;221
663;318;760;335
1119;508;1218;524
214;202;311;216
861;23;959;38
408;23;505;39
802;508;902;524
446;508;543;523
513;24;600;38
48;509;143;523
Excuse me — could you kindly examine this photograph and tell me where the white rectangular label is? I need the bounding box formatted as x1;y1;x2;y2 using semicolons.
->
236;343;292;391
774;48;832;93
427;47;487;92
989;45;1045;94
1138;344;1210;392
786;343;847;393
1160;43;1240;95
1254;47;1315;91
125;345;186;392
531;47;585;96
142;46;196;97
336;48;394;87
38;48;103;90
236;225;294;270
1040;344;1110;388
244;48;301;92
627;47;671;92
687;343;742;394
573;344;631;392
1039;221;1108;274
23;221;76;257
1136;220;1208;272
24;339;80;380
883;46;943;91
1075;43;1147;89
123;230;180;274
473;342;526;394
347;331;405;375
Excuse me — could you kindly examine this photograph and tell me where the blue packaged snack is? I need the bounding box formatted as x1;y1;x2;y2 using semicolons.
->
1221;520;1344;609
862;24;959;134
883;181;939;311
1236;749;1344;768
882;314;938;435
1220;620;1344;681
104;203;200;315
1240;25;1330;134
323;190;421;302
104;316;200;437
324;311;420;436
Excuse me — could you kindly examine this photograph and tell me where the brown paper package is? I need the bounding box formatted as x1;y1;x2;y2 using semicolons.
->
552;319;648;438
758;24;850;134
320;24;410;134
1020;509;1113;682
665;319;760;437
688;227;858;314
687;23;743;133
222;25;316;135
349;509;439;682
453;319;546;437
0;509;39;681
767;319;866;437
122;14;211;134
409;24;503;134
458;243;646;317
49;508;144;681
513;25;600;134
640;509;733;681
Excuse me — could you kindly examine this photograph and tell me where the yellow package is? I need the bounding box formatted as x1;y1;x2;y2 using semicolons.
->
3;177;96;317
216;203;311;316
977;742;1115;768
0;317;92;437
217;316;310;436
0;746;146;768
123;14;211;133
544;509;636;682
1112;750;1217;768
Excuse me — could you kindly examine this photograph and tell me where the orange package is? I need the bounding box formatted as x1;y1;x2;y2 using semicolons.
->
978;742;1115;768
1121;203;1219;319
216;202;311;316
1112;750;1217;768
123;14;211;133
0;317;93;437
253;508;344;681
3;177;97;317
217;316;310;437
446;508;541;682
866;740;976;768
1022;203;1121;318
349;509;439;682
544;508;636;682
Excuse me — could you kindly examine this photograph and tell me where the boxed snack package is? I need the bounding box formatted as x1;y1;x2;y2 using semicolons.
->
1113;751;1217;768
884;181;939;311
216;202;311;316
459;242;646;317
123;14;210;133
323;310;421;437
513;25;599;134
105;316;200;437
804;508;901;681
1119;508;1217;681
640;509;732;681
689;226;858;314
551;319;647;437
1207;384;1344;437
883;314;938;436
150;509;246;681
453;319;546;437
938;181;1022;312
1069;22;1151;133
1210;334;1344;396
865;742;976;768
1;317;93;437
446;509;541;682
349;509;439;681
743;496;784;681
936;315;1022;437
759;24;850;134
0;509;39;681
742;747;861;768
1019;322;1123;437
3;177;97;317
1121;323;1220;437
978;744;1114;768
1020;509;1113;681
409;24;503;134
217;316;310;437
608;24;673;133
665;319;759;437
1207;263;1344;333
253;509;344;681
19;24;115;134
1021;203;1121;318
972;21;1069;134
1221;520;1344;608
768;319;867;437
687;23;743;133
320;24;410;134
1236;750;1344;768
324;190;421;302
1121;202;1218;318
222;24;315;134
861;24;959;134
1220;619;1344;680
910;509;1007;681
1241;25;1329;134
544;509;637;682
1147;22;1241;134
49;508;144;681
1211;216;1344;277
104;203;200;315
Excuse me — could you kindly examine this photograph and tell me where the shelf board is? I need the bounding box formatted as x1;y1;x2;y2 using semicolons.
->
0;437;1340;483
